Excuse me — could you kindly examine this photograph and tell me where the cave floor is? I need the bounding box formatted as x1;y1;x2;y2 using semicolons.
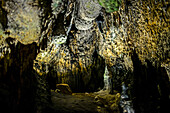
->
48;90;120;113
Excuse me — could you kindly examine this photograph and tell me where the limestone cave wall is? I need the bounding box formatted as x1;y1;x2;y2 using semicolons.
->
0;0;169;113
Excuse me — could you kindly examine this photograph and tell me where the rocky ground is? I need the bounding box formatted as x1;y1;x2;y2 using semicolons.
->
47;90;121;113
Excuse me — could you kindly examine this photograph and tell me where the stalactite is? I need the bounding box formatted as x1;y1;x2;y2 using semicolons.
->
66;2;75;36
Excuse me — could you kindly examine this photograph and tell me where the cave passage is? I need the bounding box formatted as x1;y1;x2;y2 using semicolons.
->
0;0;169;113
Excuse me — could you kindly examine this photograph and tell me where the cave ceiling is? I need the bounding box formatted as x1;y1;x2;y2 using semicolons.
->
0;0;169;78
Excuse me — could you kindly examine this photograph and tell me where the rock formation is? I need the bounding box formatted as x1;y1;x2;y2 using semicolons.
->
0;0;169;113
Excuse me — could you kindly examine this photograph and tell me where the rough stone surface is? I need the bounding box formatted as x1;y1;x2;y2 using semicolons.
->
0;0;169;113
0;0;51;113
56;84;72;95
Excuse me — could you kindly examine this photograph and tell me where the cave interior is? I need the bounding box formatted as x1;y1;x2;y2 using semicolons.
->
0;0;169;113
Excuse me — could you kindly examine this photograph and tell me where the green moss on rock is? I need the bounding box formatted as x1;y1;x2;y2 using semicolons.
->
98;0;121;13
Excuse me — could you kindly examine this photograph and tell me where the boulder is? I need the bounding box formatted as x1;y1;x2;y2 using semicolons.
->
56;84;72;95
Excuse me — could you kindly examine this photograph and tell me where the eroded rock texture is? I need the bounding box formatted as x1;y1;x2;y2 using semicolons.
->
33;1;169;112
0;0;51;113
34;0;106;92
0;0;170;113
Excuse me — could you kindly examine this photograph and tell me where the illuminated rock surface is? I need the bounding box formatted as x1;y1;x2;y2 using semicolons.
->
0;0;169;113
